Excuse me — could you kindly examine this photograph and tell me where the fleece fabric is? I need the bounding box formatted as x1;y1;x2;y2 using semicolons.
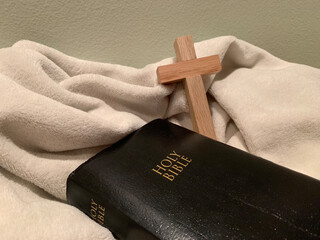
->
0;36;319;239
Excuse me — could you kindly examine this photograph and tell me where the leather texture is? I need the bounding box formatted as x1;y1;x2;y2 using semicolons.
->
67;119;320;240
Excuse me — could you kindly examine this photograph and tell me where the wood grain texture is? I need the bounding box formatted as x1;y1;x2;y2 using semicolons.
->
183;75;217;139
174;36;197;61
157;55;221;84
174;36;218;140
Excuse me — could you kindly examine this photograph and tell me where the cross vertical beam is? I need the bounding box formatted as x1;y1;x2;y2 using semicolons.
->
157;36;222;140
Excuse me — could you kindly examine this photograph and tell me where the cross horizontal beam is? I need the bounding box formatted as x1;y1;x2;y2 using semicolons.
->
157;55;221;84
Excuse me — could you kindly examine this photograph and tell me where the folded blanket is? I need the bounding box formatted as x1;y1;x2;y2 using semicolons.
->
0;36;319;239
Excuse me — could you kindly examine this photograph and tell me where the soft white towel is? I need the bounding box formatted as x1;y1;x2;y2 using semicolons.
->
0;36;319;239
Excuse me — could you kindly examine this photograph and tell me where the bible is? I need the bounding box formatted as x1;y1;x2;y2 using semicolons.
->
67;119;320;239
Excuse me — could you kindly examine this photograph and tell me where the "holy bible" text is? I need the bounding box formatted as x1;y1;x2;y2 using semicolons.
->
152;150;192;181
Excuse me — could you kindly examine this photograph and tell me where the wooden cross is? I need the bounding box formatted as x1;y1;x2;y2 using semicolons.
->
157;36;222;140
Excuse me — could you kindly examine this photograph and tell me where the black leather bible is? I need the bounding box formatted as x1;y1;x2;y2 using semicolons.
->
67;119;320;240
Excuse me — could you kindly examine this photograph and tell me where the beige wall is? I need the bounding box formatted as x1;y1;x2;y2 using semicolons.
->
1;0;319;68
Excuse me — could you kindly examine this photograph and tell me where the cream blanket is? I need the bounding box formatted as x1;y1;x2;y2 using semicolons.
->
0;37;319;239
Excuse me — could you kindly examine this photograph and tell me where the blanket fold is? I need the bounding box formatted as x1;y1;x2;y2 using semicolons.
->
0;36;319;239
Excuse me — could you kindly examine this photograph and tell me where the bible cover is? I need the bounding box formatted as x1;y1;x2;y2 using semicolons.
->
67;119;320;240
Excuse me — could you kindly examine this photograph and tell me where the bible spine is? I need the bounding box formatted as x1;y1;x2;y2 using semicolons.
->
67;175;158;240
